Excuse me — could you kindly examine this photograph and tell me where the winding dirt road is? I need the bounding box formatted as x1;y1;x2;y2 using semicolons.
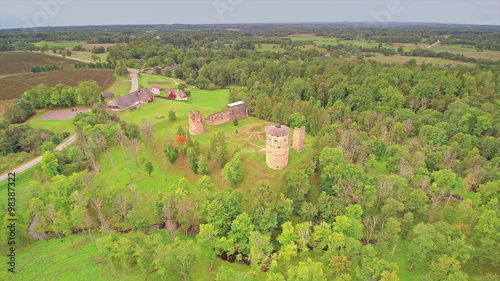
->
426;40;441;49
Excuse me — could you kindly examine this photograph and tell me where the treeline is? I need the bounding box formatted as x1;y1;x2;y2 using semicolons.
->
30;64;61;73
0;123;68;156
324;43;398;56
2;80;102;124
405;48;500;66
2;24;499;51
74;61;116;69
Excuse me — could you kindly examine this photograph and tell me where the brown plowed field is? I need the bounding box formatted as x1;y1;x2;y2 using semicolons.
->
0;52;115;101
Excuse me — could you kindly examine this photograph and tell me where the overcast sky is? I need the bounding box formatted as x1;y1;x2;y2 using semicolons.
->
0;0;499;29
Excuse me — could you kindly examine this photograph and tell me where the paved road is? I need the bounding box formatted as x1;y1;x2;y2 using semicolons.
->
128;68;140;92
0;133;77;183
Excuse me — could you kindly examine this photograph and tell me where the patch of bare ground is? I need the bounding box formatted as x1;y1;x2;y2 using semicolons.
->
81;43;117;50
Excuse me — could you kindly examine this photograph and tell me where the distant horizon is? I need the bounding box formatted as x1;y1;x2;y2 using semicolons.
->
1;21;499;32
1;0;498;30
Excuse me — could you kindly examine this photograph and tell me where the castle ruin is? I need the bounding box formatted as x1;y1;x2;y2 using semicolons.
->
265;125;291;170
188;101;247;135
188;111;205;135
292;126;305;152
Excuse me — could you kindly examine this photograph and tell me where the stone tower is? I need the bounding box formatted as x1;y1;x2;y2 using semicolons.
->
265;125;291;170
292;126;305;153
188;111;205;135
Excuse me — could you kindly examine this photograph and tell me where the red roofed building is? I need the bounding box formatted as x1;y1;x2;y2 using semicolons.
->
150;86;161;95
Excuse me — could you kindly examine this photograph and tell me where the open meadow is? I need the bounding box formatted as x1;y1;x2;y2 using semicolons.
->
366;55;477;66
34;41;88;49
430;44;500;61
286;35;430;51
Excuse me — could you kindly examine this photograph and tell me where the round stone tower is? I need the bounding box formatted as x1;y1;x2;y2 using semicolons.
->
188;111;205;135
265;125;291;170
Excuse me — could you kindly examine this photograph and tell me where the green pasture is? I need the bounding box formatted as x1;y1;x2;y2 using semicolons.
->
367;55;476;66
34;41;87;48
430;44;479;53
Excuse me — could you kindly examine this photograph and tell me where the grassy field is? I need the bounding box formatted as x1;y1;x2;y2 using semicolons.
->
137;73;179;89
34;41;87;48
108;88;317;215
69;51;108;62
0;152;33;174
367;55;476;66
286;36;429;51
27;108;81;134
429;44;500;61
106;74;132;97
4;230;268;281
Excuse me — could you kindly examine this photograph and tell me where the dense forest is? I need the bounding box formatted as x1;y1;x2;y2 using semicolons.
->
0;24;499;280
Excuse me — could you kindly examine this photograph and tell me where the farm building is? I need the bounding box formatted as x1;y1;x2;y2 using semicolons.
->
166;88;175;99
226;101;247;119
101;91;115;100
176;90;188;101
167;89;188;101
107;88;154;111
150;86;161;95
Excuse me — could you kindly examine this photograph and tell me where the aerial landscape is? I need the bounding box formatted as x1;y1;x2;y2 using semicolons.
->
0;1;499;280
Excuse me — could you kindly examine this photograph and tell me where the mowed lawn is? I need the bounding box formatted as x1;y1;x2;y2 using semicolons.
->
137;73;179;89
105;80;132;97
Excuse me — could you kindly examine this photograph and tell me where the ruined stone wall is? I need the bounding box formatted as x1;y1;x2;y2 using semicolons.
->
228;105;247;119
204;110;234;126
204;104;247;126
188;111;206;135
292;126;305;152
266;134;290;170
